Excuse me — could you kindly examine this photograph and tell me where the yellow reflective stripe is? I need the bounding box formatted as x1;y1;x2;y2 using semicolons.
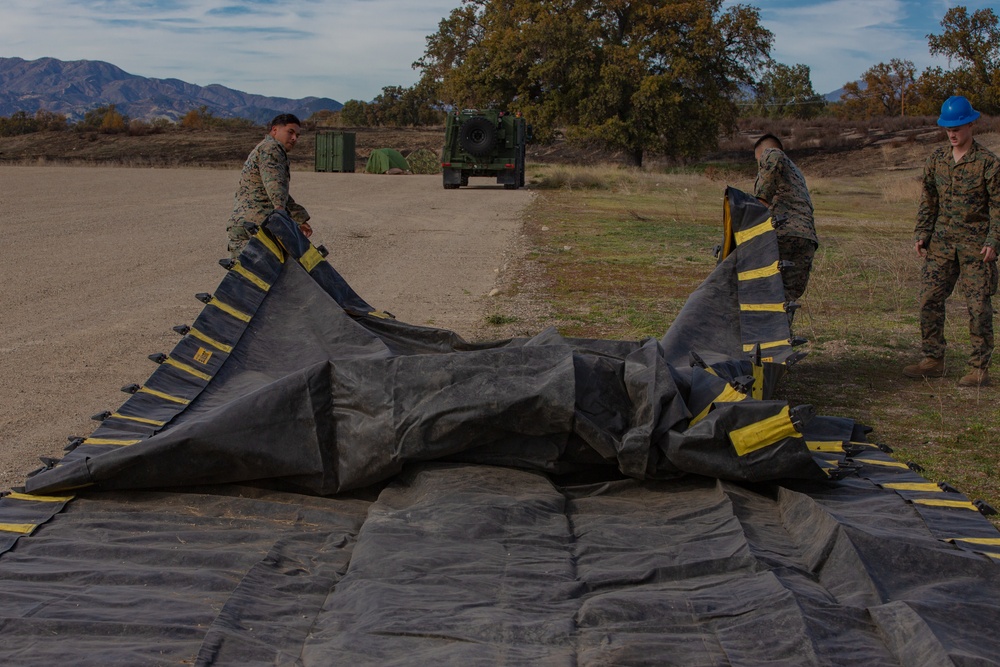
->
913;498;978;511
138;387;191;405
720;195;735;259
854;458;910;469
255;229;285;262
83;438;143;446
950;537;1000;546
740;302;786;313
689;385;747;427
6;492;74;502
729;405;801;456
986;552;1000;560
164;357;212;381
742;339;789;352
299;246;325;272
188;327;233;354
734;219;772;245
807;441;844;453
232;261;271;292
738;261;780;281
883;482;942;492
109;412;166;427
0;523;35;534
208;297;252;323
368;311;393;320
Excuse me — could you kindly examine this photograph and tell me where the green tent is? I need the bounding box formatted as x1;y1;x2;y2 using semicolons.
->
364;148;409;174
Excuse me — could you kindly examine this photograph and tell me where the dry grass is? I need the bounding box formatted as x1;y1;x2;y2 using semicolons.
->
496;161;1000;523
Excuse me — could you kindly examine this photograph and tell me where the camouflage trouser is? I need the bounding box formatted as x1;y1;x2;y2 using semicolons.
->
777;235;817;302
226;223;251;260
920;250;997;368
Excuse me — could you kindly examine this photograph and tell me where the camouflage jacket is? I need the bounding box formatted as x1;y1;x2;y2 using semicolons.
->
228;135;309;230
754;148;818;244
915;140;1000;254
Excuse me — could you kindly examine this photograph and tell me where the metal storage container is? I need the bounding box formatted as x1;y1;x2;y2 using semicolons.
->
314;131;356;172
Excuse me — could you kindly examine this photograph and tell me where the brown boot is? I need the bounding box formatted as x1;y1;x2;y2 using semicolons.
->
958;368;990;387
902;357;946;378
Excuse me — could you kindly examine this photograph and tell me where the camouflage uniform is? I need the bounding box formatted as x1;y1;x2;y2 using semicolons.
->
914;140;1000;369
754;147;819;302
227;135;309;258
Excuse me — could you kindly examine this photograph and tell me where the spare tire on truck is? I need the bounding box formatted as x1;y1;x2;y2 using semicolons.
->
458;117;497;156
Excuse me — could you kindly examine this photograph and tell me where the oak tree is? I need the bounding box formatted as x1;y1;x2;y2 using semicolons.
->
926;6;999;113
415;0;772;166
752;63;825;119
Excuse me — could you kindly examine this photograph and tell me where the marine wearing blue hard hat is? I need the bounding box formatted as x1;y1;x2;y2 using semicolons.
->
937;96;981;127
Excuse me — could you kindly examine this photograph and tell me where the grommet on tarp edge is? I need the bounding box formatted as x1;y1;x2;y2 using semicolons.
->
172;325;190;336
195;293;212;304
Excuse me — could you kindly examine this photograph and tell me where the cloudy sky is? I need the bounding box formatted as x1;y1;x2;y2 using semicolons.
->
1;0;993;102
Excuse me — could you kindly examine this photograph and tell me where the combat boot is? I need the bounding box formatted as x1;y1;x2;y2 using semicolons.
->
902;357;946;378
958;368;990;387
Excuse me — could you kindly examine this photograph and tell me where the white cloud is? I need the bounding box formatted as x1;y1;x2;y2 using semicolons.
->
2;0;463;101
729;0;955;93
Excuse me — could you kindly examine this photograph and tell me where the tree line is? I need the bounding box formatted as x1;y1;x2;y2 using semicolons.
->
0;104;260;138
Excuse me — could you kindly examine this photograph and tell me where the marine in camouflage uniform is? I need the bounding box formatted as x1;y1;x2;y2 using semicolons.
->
227;115;310;258
909;124;999;382
753;135;819;303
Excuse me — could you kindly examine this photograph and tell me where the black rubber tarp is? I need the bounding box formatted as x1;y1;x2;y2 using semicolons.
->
2;188;999;666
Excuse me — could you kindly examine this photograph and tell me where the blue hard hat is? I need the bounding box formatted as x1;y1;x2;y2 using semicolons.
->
937;96;980;127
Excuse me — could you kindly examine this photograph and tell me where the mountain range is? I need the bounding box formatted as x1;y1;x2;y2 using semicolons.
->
0;56;342;124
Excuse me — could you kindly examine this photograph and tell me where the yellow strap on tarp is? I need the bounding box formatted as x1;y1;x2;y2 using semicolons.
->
255;228;285;262
232;262;271;292
734;219;772;246
6;492;74;503
743;339;789;352
913;498;978;511
138;387;191;405
189;327;233;354
164;357;212;382
950;537;1000;546
807;441;844;453
854;458;910;469
883;482;942;492
740;302;786;313
208;297;252;323
109;412;166;427
751;362;764;400
690;384;747;427
729;405;801;456
299;246;325;273
0;523;36;534
82;438;142;446
738;261;780;282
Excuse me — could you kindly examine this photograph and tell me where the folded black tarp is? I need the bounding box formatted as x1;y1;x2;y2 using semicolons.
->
1;187;999;666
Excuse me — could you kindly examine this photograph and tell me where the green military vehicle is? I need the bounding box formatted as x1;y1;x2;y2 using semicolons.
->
441;109;529;190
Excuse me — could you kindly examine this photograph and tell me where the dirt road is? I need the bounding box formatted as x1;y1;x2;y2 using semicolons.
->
0;166;532;489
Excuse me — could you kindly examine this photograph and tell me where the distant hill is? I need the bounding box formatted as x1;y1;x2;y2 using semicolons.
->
0;56;342;124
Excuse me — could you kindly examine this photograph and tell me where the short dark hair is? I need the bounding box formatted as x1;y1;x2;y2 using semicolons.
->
269;114;302;129
754;133;783;151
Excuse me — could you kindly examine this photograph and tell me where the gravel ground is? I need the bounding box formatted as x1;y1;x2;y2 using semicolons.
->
0;166;533;489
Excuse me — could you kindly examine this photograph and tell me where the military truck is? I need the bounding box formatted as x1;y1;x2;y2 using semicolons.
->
441;109;529;190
